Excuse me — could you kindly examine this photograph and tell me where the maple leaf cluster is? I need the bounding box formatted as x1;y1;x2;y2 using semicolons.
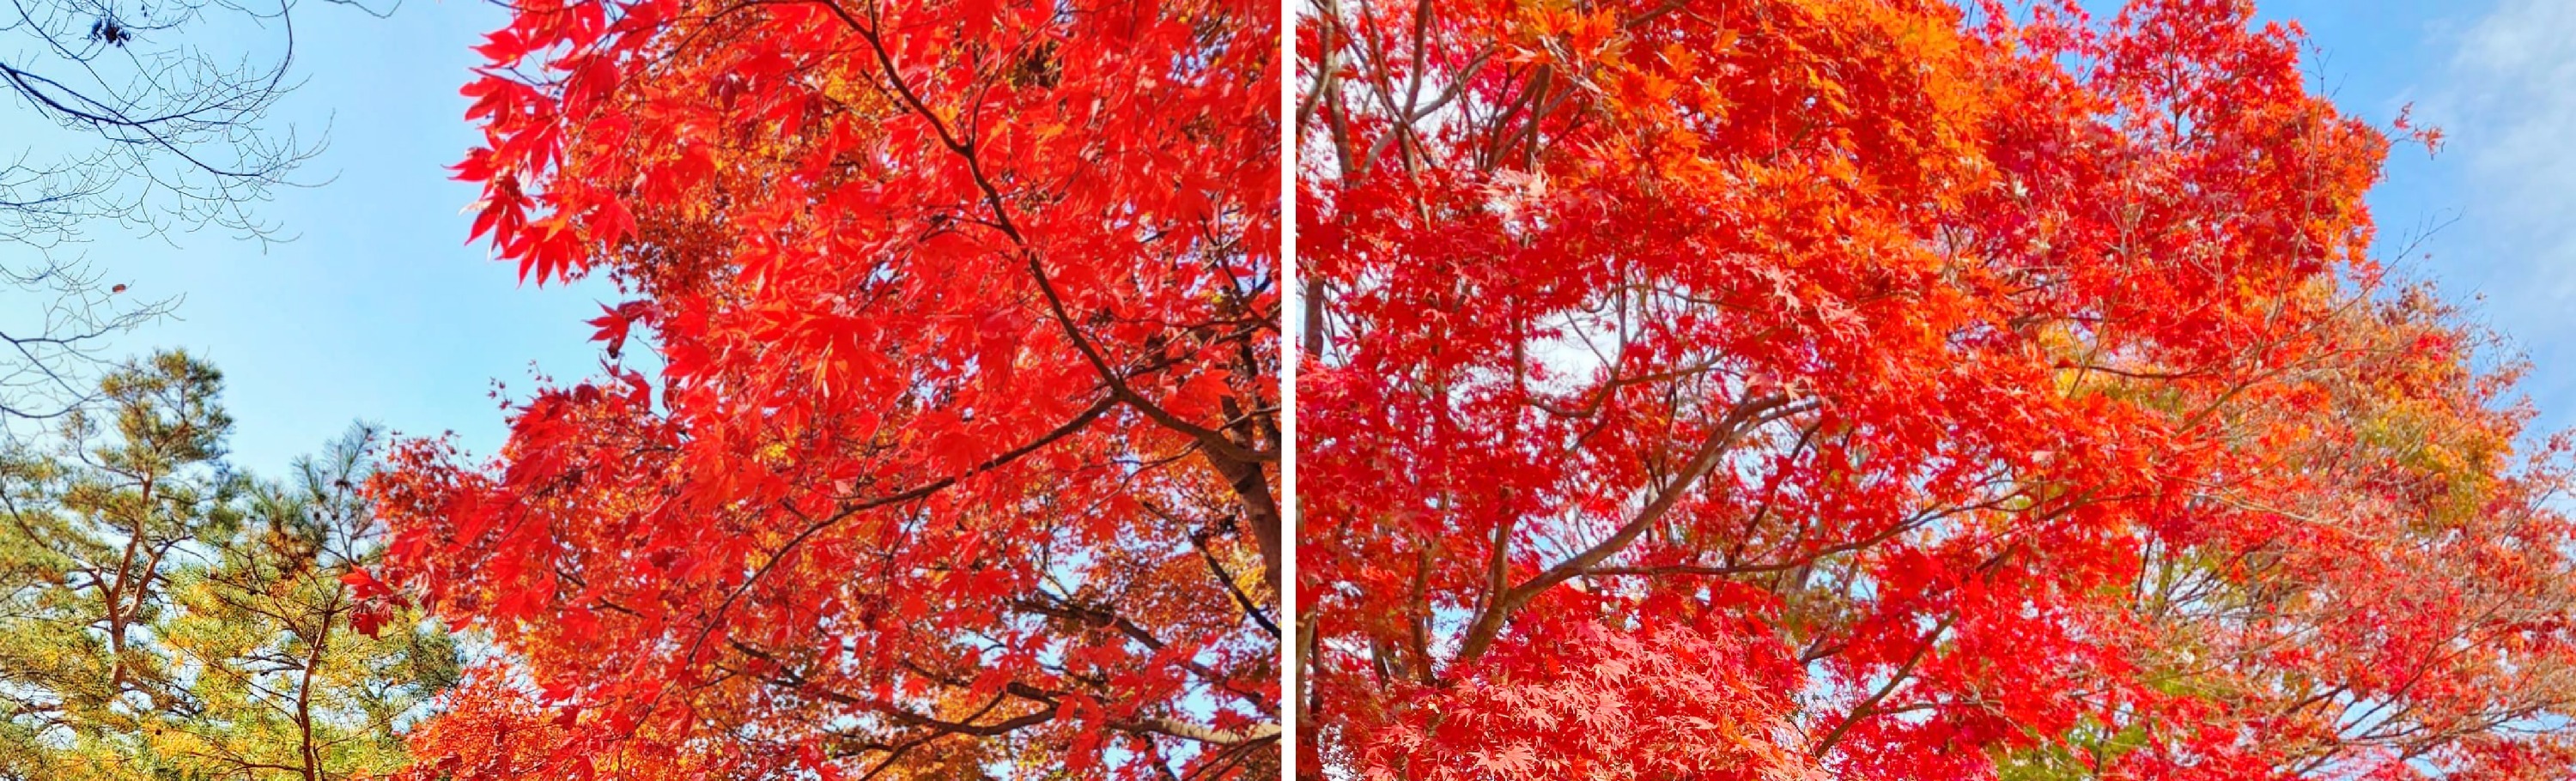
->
1301;0;2576;778
363;0;1281;777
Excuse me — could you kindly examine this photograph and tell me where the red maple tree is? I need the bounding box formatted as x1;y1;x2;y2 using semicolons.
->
361;0;1281;777
1300;1;2576;778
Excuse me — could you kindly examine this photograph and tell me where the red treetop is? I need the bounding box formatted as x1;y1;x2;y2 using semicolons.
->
1302;0;2576;778
368;0;1282;778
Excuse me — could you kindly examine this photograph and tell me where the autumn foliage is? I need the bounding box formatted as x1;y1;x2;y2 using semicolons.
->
1300;0;2576;778
361;0;1280;777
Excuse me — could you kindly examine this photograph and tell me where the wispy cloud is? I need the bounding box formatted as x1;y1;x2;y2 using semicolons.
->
2451;0;2576;230
2422;0;2576;421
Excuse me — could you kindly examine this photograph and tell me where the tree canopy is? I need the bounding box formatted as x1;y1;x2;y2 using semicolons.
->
358;0;1282;778
0;352;458;781
1299;0;2576;778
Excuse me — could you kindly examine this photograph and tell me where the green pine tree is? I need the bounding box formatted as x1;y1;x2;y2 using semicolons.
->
0;351;456;781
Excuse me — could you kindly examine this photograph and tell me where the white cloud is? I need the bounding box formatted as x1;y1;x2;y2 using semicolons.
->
2409;0;2576;425
2452;0;2576;227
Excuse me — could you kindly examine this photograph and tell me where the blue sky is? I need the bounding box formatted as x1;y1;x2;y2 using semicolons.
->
2;0;616;470
2251;0;2576;435
3;0;2574;472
